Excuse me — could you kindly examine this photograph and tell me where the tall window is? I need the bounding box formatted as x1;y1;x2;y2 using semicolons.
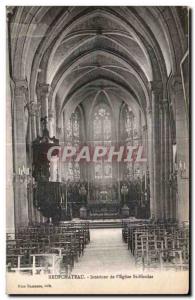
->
66;109;80;146
93;104;112;141
122;105;139;145
121;104;140;179
93;102;112;179
65;108;81;181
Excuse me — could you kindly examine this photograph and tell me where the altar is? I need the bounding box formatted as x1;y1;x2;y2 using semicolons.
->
88;203;121;219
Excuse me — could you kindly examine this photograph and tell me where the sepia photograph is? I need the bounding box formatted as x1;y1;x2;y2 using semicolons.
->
6;5;190;295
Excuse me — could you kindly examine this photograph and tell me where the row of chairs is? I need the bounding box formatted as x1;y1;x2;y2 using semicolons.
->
122;220;189;270
7;222;90;275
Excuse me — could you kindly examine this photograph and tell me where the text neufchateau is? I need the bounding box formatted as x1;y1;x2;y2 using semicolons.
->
47;145;147;163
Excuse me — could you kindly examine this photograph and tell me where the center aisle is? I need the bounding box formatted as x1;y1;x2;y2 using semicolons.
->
73;228;136;275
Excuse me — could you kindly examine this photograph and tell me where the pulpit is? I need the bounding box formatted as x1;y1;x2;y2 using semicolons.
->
32;118;62;223
33;182;61;222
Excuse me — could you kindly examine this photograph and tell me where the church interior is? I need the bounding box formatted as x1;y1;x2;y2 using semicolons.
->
6;6;189;275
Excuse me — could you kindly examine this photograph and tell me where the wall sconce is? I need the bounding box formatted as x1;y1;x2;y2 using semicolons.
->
169;161;188;186
14;166;32;184
177;160;188;179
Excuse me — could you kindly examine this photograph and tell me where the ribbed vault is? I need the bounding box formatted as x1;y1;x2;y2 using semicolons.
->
10;6;187;125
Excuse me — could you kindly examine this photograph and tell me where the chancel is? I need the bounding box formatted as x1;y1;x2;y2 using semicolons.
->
6;6;189;278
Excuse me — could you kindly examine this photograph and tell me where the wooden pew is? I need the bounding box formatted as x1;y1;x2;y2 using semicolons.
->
7;222;90;275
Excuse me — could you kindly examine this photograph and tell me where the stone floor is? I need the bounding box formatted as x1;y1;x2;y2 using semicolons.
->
73;228;137;275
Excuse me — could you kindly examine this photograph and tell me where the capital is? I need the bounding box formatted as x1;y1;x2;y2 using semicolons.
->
56;127;62;136
147;104;152;115
159;101;164;112
169;75;183;94
36;83;51;98
27;101;41;117
162;99;169;110
13;79;28;96
48;110;55;120
148;80;163;95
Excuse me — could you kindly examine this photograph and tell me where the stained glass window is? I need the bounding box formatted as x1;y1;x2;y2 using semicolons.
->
123;106;138;140
121;104;140;178
66;162;74;180
104;163;112;178
66;109;80;146
95;162;103;179
121;104;140;143
93;102;112;179
65;108;81;180
126;163;133;179
93;103;111;141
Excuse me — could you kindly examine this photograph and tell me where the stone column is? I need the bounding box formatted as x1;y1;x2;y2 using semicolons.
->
37;84;53;224
159;101;165;219
36;83;50;119
138;110;142;143
169;119;176;220
48;109;55;137
6;9;15;234
149;81;163;220
56;115;64;183
28;102;41;224
28;101;40;140
36;105;41;137
163;99;171;220
146;105;155;218
142;125;147;158
170;75;189;223
12;79;29;228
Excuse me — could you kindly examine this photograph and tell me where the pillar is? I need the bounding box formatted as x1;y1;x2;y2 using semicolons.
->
36;84;52;223
142;124;147;159
163;99;171;220
12;79;29;228
48;109;55;137
169;113;176;220
159;101;165;219
28;102;41;224
170;75;189;223
6;10;15;234
149;81;163;220
36;83;50;120
147;105;155;218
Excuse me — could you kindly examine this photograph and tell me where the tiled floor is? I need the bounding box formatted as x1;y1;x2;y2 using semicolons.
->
73;228;136;275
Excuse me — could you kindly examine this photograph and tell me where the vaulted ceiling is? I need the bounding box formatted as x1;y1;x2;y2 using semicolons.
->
9;6;188;124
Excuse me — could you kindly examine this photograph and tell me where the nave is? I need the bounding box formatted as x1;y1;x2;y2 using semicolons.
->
6;7;190;291
74;222;189;274
7;6;189;232
73;228;136;275
7;220;189;275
